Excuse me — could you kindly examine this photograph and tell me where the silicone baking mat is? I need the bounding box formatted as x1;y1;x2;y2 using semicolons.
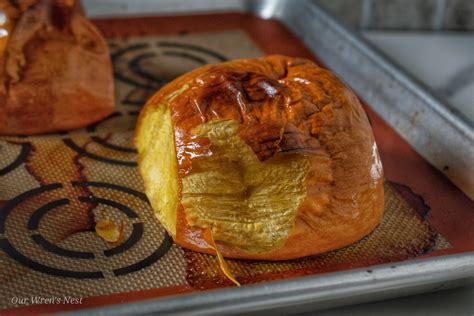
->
0;13;472;314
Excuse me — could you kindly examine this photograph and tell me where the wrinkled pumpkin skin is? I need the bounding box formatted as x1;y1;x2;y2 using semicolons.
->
136;55;384;260
0;0;114;135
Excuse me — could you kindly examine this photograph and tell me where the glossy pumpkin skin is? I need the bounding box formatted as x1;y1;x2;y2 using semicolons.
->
136;55;384;260
0;0;114;135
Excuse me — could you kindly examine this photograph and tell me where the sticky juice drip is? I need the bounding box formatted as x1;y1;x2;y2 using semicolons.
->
207;230;241;287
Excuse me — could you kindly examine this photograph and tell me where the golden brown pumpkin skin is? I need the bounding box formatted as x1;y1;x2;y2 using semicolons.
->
136;55;384;260
0;0;114;135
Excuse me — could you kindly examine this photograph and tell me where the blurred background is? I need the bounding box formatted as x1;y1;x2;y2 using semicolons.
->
316;0;473;31
316;0;474;126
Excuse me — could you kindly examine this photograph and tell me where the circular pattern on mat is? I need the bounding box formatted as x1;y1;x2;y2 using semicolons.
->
0;182;172;279
56;41;229;166
112;40;227;107
63;137;137;167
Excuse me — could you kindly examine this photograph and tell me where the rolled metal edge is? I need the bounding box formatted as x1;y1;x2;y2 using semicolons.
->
63;252;474;315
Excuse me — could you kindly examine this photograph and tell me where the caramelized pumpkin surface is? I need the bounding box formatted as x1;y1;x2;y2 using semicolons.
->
136;55;384;260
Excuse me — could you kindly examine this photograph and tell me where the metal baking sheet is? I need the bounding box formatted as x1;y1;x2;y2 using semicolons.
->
80;0;474;313
66;253;474;315
0;0;472;314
